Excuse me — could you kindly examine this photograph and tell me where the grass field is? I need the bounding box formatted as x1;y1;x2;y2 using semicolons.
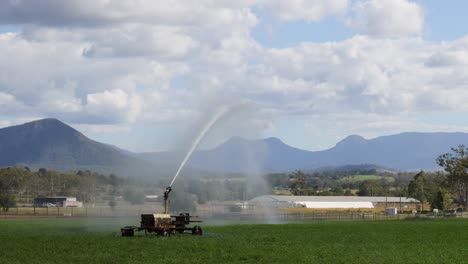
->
339;175;395;183
0;218;467;264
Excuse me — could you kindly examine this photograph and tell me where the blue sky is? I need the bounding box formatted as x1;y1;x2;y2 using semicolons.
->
252;10;353;47
0;25;19;33
1;0;468;152
416;0;468;40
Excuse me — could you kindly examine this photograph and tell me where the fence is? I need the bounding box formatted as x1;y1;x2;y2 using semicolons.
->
0;205;162;219
1;205;466;221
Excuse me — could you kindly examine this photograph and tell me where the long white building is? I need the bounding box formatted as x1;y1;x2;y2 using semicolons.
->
250;195;419;209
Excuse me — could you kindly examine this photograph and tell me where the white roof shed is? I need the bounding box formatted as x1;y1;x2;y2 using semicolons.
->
250;195;418;209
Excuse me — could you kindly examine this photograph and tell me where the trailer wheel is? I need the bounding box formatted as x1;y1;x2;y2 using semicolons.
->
121;226;134;237
192;226;202;235
163;228;171;237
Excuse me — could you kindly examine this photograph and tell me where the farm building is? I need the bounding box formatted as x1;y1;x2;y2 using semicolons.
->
250;195;419;209
33;196;83;208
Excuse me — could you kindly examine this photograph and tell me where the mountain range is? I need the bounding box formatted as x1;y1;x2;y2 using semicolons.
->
183;133;467;172
1;118;468;176
147;133;468;172
0;119;162;177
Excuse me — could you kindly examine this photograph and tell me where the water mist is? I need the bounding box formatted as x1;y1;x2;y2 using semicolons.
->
167;101;281;224
169;106;229;187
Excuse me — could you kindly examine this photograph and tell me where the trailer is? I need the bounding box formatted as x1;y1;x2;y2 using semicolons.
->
121;187;203;237
121;213;202;237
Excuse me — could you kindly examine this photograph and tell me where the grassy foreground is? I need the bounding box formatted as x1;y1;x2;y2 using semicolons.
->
0;218;467;264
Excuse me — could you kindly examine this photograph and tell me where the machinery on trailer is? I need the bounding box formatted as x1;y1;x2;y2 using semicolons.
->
121;187;203;237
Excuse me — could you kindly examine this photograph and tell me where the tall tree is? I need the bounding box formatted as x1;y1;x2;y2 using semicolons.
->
0;168;19;211
437;145;468;207
431;189;451;211
357;180;384;196
288;170;308;196
407;170;431;211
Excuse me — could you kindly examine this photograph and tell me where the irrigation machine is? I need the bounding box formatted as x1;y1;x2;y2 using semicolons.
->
120;186;203;237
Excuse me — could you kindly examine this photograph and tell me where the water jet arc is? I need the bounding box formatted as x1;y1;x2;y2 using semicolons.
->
169;107;228;187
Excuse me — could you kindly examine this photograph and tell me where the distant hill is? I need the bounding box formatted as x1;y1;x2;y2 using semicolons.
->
142;133;468;172
311;164;394;174
2;118;468;175
0;118;165;177
314;132;468;171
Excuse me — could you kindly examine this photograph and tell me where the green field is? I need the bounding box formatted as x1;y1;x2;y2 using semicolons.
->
0;218;467;264
339;174;395;183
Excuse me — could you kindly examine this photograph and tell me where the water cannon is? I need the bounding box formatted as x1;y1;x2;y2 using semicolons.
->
163;186;172;214
121;105;227;237
120;185;202;237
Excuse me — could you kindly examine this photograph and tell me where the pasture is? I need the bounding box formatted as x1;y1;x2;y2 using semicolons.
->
339;174;395;183
0;218;466;264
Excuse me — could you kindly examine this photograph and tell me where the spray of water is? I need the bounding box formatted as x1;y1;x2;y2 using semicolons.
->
169;106;229;187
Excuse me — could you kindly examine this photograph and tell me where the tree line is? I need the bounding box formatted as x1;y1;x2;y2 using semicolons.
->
1;145;466;212
0;167;122;211
276;145;468;211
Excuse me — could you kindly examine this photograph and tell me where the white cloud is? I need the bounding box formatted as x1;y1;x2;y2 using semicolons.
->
0;119;12;128
0;90;27;116
85;89;143;123
0;21;222;124
425;36;468;67
0;92;15;105
1;0;468;150
5;29;467;129
0;0;256;27
80;25;199;59
73;123;131;135
87;89;129;110
246;35;468;116
348;0;424;37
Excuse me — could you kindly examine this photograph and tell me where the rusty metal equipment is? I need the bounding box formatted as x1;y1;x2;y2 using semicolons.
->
120;186;202;237
163;186;171;214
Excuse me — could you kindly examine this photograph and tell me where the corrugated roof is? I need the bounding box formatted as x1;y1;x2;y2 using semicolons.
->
298;201;375;209
251;195;418;203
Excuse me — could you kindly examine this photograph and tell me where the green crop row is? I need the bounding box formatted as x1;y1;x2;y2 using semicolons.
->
0;218;466;264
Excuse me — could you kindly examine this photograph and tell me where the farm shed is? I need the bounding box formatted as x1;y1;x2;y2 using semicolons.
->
33;196;83;207
250;195;419;209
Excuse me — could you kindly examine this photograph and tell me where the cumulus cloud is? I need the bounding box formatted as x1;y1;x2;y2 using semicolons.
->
425;37;468;67
1;0;468;151
0;0;248;26
0;92;16;105
231;35;468;119
85;89;142;122
2;26;468;128
348;0;424;37
81;26;199;59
